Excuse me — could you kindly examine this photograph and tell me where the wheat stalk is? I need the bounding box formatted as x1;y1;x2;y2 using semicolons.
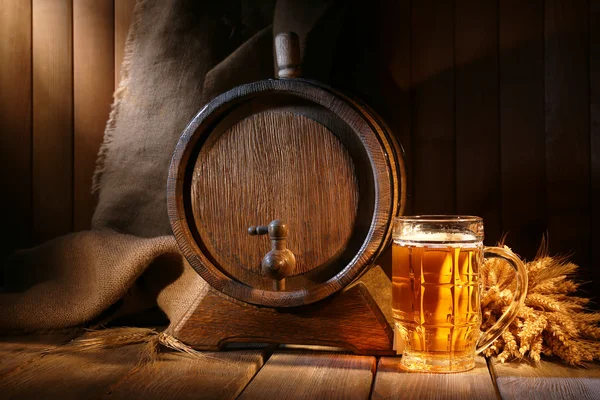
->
56;327;224;365
482;236;600;365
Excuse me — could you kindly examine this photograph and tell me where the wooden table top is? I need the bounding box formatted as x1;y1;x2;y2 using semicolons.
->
1;333;599;400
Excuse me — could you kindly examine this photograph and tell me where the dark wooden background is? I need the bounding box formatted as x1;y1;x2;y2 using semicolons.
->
1;0;599;300
327;0;599;299
0;0;136;254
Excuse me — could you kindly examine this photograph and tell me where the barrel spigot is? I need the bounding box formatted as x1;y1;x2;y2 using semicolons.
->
248;220;296;290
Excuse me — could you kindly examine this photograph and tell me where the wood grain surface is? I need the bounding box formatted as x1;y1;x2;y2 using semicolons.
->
499;0;546;259
0;333;78;378
1;0;138;254
490;358;600;400
544;0;590;268
73;0;114;231
0;0;134;253
32;0;73;243
114;0;137;87
191;111;359;281
174;282;393;354
592;0;600;288
0;342;144;399
411;0;456;215
371;356;498;400
455;0;501;245
2;335;600;399
104;349;269;400
168;79;399;308
375;0;412;215
353;265;394;326
238;350;376;400
2;1;600;295
0;0;32;254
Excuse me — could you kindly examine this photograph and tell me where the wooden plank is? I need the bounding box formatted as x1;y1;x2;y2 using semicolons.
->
371;356;498;400
114;0;137;87
544;0;590;268
490;358;600;400
32;0;73;243
0;0;32;255
376;0;412;214
499;0;546;260
104;349;268;400
411;0;455;215
0;333;79;378
0;341;144;399
590;0;600;294
455;0;501;244
238;351;376;399
73;0;114;231
174;284;393;355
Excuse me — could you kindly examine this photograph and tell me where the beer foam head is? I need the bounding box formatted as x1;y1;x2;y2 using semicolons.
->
396;231;479;244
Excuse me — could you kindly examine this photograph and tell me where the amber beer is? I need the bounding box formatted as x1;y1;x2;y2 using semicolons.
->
392;233;482;368
392;216;527;373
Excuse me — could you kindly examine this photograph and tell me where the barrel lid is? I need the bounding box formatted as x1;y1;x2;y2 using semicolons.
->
167;35;406;308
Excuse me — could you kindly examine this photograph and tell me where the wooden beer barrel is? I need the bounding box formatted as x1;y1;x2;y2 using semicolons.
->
167;33;407;308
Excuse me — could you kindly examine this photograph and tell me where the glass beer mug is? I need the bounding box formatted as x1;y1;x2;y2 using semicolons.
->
392;216;528;373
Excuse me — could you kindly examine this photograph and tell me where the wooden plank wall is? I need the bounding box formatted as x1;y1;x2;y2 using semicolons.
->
0;0;136;255
350;0;598;292
498;0;546;267
32;0;73;243
0;0;32;254
592;0;600;287
73;0;114;232
0;0;598;293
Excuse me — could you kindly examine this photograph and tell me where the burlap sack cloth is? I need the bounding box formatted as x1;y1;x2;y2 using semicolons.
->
1;0;393;335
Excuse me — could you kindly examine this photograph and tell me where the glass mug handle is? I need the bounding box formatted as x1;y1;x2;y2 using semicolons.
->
475;246;528;354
